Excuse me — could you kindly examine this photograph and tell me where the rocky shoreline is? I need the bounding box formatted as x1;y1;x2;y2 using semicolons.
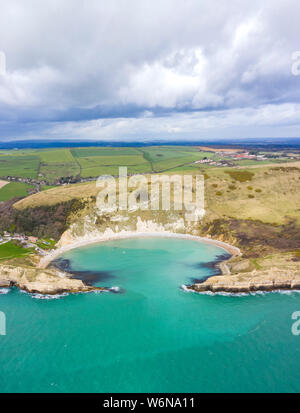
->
0;264;109;296
40;232;299;296
1;230;299;296
187;265;300;294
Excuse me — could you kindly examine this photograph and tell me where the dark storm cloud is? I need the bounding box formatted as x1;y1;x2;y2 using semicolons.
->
0;0;300;140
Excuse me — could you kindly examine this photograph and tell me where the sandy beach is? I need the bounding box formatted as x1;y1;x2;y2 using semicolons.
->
39;231;241;269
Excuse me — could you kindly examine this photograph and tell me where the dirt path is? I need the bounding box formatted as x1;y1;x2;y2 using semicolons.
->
0;180;8;190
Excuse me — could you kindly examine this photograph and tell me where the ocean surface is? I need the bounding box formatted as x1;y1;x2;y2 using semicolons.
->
1;237;300;393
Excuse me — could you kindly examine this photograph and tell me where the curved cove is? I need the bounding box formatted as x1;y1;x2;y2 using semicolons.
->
1;237;300;393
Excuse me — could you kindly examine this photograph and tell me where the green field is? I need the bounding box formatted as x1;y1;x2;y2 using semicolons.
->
39;162;80;181
137;147;217;172
0;146;296;188
0;155;40;179
38;149;80;182
77;154;151;177
40;185;56;191
0;241;33;261
0;182;34;201
38;149;76;163
71;148;140;157
36;238;56;250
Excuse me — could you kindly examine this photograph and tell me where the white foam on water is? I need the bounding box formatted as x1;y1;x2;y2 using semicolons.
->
31;292;69;300
109;286;121;292
0;288;10;295
272;289;300;295
19;288;111;300
180;285;191;292
181;286;300;297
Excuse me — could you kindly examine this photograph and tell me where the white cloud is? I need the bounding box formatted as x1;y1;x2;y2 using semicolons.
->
21;103;300;142
0;65;63;106
0;0;299;140
119;48;216;108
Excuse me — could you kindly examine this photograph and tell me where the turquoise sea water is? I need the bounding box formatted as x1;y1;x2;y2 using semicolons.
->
1;237;300;393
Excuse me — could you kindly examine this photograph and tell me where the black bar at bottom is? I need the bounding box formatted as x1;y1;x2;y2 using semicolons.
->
0;393;299;409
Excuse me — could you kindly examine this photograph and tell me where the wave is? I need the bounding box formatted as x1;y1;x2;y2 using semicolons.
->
180;284;190;292
21;287;118;300
0;288;10;295
31;292;70;300
181;286;300;297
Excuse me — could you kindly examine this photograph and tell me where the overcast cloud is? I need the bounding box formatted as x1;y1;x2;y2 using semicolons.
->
0;0;300;141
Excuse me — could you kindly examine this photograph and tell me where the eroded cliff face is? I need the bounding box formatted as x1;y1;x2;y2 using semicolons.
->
58;203;202;248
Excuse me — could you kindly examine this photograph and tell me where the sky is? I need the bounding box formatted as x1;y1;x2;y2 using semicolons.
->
0;0;300;142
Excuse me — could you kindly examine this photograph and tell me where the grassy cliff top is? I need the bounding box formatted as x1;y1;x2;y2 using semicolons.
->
14;181;98;209
14;163;300;226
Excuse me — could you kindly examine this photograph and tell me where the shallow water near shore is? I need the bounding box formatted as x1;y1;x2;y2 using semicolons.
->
1;237;300;392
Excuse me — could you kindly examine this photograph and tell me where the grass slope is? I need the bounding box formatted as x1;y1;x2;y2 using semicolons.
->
0;241;33;261
14;163;300;227
14;182;98;209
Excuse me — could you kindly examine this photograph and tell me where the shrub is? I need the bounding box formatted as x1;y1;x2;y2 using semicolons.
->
0;198;87;240
248;194;254;199
255;188;262;193
229;185;237;190
225;170;254;182
271;167;300;172
216;191;222;196
212;183;218;188
247;186;253;190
